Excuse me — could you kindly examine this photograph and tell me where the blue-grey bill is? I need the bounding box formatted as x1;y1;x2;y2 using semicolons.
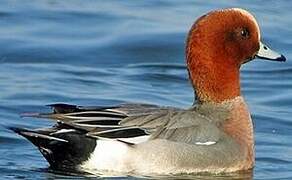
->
256;42;286;62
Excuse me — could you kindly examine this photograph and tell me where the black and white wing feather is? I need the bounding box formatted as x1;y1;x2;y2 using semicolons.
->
21;103;179;141
20;102;229;144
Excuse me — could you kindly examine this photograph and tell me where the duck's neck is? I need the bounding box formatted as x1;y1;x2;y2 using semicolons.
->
221;97;255;168
190;64;254;166
188;60;241;103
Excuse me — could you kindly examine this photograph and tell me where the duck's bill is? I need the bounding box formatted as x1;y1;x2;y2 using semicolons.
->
256;42;286;62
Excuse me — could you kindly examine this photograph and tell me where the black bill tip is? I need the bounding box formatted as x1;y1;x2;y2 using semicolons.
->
278;54;286;62
255;54;286;62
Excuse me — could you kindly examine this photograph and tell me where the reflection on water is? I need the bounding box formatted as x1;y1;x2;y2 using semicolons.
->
0;0;291;179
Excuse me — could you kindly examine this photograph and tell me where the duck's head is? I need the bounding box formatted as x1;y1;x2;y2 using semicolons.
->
186;8;285;103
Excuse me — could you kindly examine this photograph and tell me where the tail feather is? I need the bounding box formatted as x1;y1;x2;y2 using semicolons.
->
20;103;81;118
9;127;96;170
47;103;81;113
47;103;120;114
21;103;127;123
10;127;68;145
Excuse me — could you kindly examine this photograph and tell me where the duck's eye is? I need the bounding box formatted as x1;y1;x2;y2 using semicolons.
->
240;28;249;38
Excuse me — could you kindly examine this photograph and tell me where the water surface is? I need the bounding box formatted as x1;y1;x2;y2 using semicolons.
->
0;0;292;179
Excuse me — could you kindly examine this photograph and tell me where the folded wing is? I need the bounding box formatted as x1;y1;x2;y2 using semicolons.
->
20;102;229;145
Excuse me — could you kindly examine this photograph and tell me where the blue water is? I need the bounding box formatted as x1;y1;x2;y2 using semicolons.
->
0;0;291;179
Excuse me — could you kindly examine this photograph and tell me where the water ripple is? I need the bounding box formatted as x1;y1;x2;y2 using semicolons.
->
0;0;291;179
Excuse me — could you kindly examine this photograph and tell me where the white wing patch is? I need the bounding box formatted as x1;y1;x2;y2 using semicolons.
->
195;141;216;145
80;140;132;172
51;129;75;135
118;135;149;144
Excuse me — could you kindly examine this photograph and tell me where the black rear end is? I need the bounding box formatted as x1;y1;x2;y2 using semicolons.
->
11;127;96;171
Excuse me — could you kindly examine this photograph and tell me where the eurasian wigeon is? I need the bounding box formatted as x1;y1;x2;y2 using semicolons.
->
11;8;286;175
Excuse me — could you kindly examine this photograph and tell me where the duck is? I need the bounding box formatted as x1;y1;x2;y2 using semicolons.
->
10;8;286;175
